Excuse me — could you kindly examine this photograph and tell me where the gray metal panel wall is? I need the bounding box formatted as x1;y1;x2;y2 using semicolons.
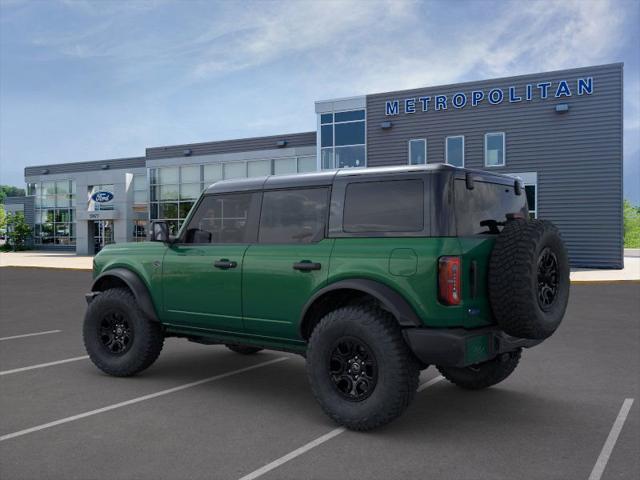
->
5;196;35;246
146;132;317;159
24;157;145;177
366;63;623;268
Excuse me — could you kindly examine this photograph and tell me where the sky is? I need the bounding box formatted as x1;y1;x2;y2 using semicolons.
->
1;0;639;202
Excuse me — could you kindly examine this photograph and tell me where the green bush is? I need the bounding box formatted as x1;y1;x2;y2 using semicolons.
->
624;199;640;248
5;211;32;251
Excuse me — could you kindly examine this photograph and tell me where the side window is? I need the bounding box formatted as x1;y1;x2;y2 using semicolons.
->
183;193;258;244
343;180;424;233
408;139;426;165
259;188;329;244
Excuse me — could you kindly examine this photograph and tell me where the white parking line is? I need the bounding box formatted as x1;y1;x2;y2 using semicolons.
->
0;357;287;442
588;398;635;480
0;355;89;376
0;330;62;341
237;375;445;480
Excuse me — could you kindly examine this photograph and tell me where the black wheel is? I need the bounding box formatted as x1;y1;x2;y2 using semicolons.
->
225;344;263;355
489;219;570;340
437;349;521;390
83;288;164;377
306;304;420;431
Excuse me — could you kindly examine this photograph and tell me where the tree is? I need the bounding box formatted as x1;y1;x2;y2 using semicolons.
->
0;185;26;204
6;211;32;251
0;205;6;231
623;199;640;248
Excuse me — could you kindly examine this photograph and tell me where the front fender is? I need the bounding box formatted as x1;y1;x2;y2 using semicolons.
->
90;268;159;322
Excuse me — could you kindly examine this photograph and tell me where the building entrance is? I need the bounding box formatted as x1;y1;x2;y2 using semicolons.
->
92;220;114;254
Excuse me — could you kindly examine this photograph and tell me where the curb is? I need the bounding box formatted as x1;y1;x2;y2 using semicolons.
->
570;279;640;285
0;265;93;272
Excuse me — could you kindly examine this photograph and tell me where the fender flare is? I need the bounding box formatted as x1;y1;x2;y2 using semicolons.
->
91;268;159;322
299;278;422;337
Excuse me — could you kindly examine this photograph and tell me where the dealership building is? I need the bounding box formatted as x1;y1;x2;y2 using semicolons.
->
13;63;623;267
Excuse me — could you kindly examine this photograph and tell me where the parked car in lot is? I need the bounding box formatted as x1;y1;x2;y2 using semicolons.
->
83;164;570;430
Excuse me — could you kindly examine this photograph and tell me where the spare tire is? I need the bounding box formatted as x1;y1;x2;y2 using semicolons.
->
488;219;570;340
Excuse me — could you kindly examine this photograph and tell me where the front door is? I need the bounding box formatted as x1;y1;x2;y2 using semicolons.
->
162;192;260;332
93;220;114;254
242;187;332;341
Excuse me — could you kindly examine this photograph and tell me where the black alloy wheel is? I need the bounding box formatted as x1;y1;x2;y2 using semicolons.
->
329;337;378;402
537;247;559;310
99;310;133;355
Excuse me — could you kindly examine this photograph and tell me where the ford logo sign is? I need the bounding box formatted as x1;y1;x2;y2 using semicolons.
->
92;191;114;203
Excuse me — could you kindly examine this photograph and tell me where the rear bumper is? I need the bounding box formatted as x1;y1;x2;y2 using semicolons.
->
403;327;541;368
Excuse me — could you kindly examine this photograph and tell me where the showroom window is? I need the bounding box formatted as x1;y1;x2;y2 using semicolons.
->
446;136;464;167
485;132;505;167
408;139;426;165
320;110;366;169
132;174;147;204
33;179;76;246
133;220;147;242
149;166;200;235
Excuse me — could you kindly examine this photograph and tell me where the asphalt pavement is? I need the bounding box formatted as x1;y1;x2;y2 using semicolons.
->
0;267;638;480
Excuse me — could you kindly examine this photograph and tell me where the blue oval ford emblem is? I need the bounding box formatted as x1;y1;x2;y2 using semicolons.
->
91;191;114;203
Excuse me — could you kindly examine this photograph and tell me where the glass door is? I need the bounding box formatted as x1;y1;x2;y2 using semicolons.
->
93;220;114;254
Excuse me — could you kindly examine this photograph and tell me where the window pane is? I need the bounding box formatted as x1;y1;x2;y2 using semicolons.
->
525;185;536;212
274;158;297;175
55;180;69;195
158;166;179;184
179;201;195;219
259;188;328;244
335;145;365;168
149;168;158;185
204;164;223;183
224;162;246;179
343;180;424;233
184;193;256;244
320;113;333;124
335;122;365;146
321;149;334;169
43;182;56;195
180;165;200;183
321;124;333;148
133;174;146;191
247;159;271;177
298;156;317;173
159;184;179;200
446;137;464;167
158;202;179;219
180;183;201;200
409;139;426;165
335;110;365;122
485;133;505;166
454;180;527;235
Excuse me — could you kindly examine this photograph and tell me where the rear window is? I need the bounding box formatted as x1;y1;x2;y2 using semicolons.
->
343;180;424;233
455;180;527;235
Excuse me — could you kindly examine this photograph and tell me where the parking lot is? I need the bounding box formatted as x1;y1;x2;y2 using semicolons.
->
0;267;638;480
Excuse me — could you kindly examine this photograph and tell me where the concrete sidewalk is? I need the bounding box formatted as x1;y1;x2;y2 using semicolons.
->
1;250;639;282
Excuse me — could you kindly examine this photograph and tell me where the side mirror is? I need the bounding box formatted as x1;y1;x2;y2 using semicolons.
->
151;221;169;242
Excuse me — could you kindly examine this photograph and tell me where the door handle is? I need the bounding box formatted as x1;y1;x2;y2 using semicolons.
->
214;259;237;269
293;261;321;272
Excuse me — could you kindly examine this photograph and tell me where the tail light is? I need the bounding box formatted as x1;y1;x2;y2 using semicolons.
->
438;256;461;305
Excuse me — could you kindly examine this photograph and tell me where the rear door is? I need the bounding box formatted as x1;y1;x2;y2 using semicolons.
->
242;187;333;340
162;192;260;332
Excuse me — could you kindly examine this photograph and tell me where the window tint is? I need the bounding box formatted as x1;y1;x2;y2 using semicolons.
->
454;180;527;235
259;188;328;244
184;193;257;244
343;180;424;233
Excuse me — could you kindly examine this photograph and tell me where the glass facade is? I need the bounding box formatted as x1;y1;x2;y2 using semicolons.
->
320;110;366;169
149;156;316;233
33;179;76;245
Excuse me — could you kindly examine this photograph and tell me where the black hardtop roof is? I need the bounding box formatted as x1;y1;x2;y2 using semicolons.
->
204;163;517;194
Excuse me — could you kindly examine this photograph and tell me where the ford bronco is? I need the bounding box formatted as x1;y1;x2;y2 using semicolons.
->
84;164;569;430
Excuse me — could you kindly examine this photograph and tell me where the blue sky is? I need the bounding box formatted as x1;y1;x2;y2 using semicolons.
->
1;0;639;202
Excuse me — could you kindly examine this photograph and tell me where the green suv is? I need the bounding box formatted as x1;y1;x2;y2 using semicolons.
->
84;165;570;430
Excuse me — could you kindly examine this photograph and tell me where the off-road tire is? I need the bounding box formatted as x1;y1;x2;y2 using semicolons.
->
437;349;521;390
489;219;570;340
225;344;263;355
306;305;420;431
83;288;164;377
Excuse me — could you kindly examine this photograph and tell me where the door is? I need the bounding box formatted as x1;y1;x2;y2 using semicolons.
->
162;192;260;332
93;220;114;254
242;187;333;340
